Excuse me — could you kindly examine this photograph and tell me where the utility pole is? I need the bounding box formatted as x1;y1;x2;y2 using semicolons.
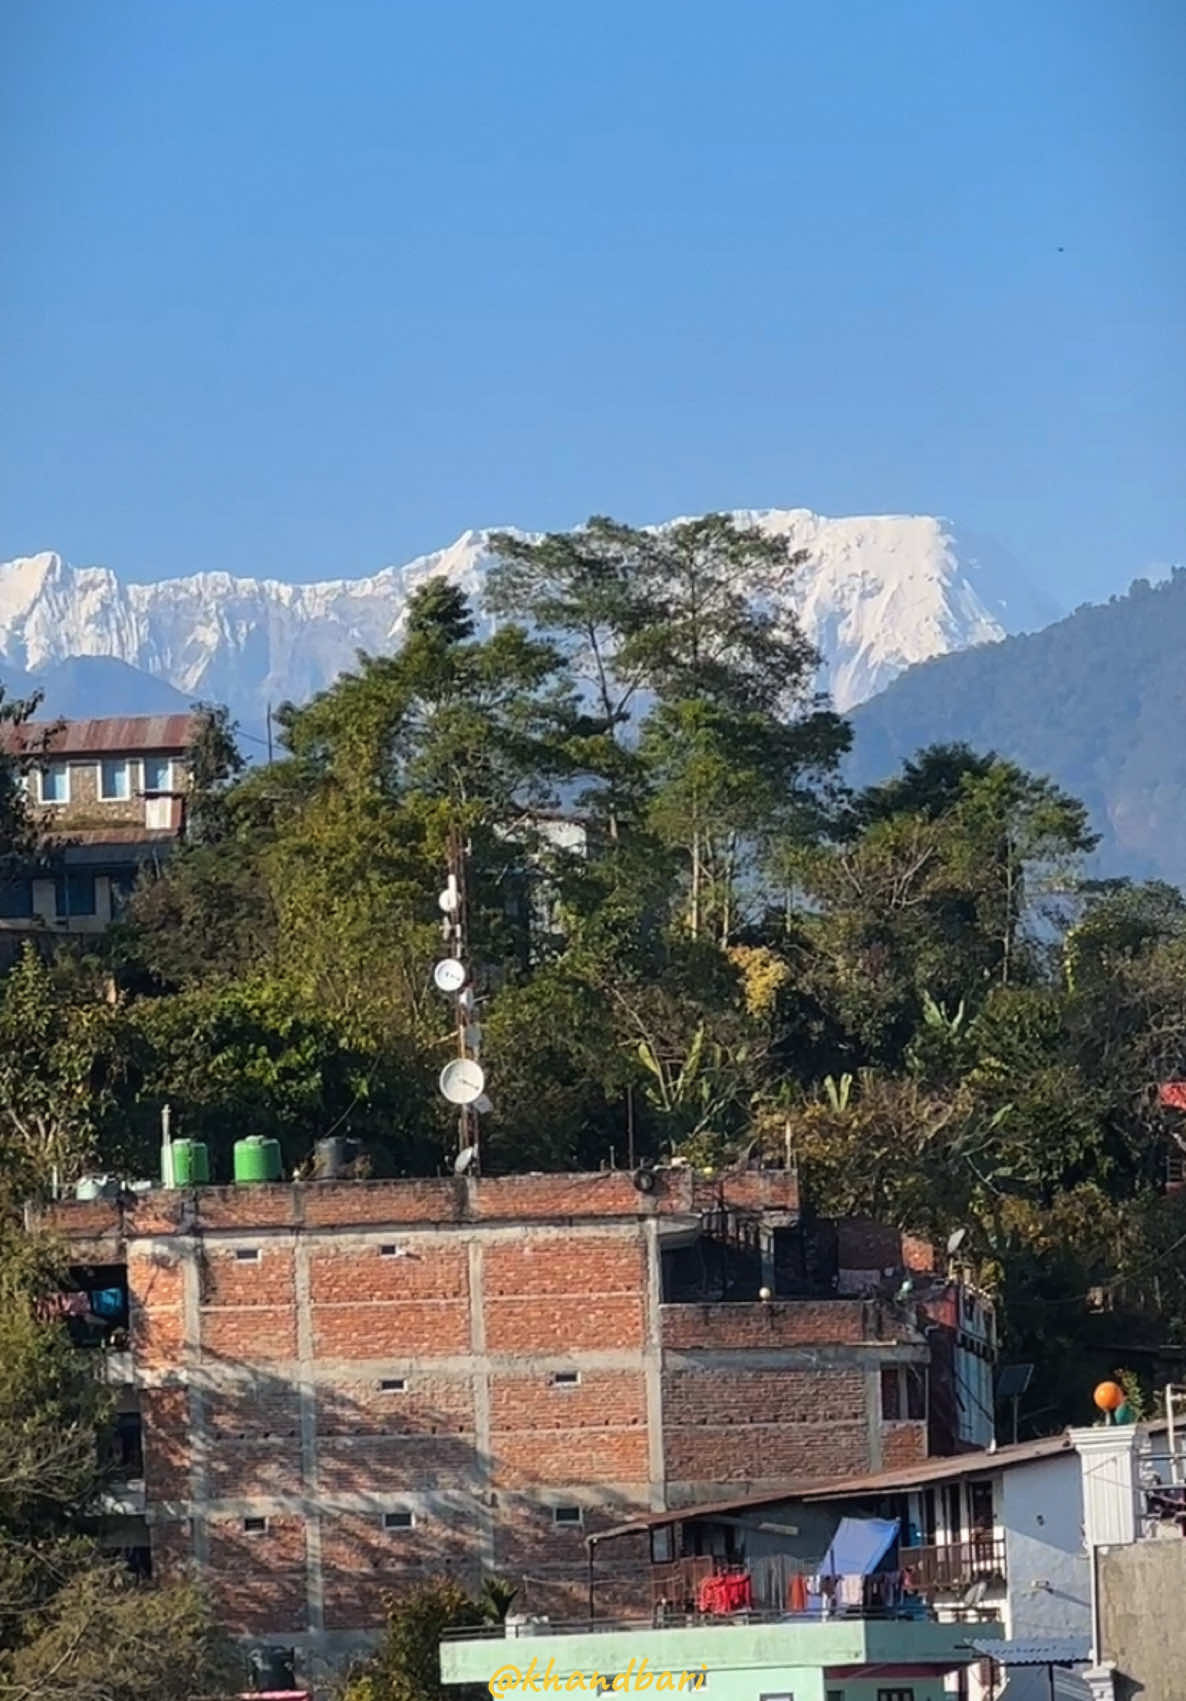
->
447;825;478;1173
266;702;274;766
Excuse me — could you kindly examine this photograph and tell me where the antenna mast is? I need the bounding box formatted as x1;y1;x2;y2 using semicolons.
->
433;825;489;1174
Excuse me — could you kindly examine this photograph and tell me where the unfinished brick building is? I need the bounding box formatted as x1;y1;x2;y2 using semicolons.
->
37;1166;986;1680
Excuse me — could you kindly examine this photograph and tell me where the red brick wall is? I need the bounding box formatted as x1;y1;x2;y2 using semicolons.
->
662;1367;871;1488
320;1510;480;1630
200;1245;294;1306
316;1374;475;1436
127;1250;183;1367
660;1300;879;1348
881;1420;929;1468
483;1236;646;1353
200;1306;297;1360
493;1501;650;1618
36;1165;799;1243
207;1515;307;1635
309;1243;470;1358
141;1386;190;1500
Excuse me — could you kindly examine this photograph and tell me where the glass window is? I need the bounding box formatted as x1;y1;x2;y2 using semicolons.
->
881;1366;901;1420
383;1510;413;1530
905;1365;927;1420
553;1505;583;1525
55;872;96;917
99;759;131;801
144;755;172;791
0;880;33;918
39;763;69;804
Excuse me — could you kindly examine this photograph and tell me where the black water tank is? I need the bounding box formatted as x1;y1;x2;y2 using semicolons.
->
314;1137;359;1180
248;1645;296;1692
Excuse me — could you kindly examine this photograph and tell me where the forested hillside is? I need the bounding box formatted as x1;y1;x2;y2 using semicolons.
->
849;569;1186;885
1;515;1185;1448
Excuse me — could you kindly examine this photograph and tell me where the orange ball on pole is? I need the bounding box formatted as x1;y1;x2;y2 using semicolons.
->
1094;1381;1126;1413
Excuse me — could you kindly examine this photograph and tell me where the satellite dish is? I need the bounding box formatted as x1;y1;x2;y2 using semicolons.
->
458;987;476;1014
454;1145;478;1174
474;1094;492;1114
439;1058;486;1106
946;1227;968;1256
438;886;459;914
433;958;467;994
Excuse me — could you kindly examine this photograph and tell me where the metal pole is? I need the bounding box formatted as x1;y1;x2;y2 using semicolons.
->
266;702;273;765
627;1087;635;1171
1168;1382;1179;1485
587;1538;595;1620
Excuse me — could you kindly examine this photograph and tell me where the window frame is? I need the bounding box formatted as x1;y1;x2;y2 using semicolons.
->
38;762;70;805
98;758;132;802
383;1510;414;1531
143;754;173;793
552;1370;581;1387
379;1377;407;1392
553;1504;583;1527
54;870;97;919
242;1516;268;1535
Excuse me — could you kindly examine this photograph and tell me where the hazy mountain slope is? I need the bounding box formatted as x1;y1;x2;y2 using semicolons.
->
0;512;1057;727
848;571;1186;885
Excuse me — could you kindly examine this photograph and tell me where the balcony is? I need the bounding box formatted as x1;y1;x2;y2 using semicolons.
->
439;1615;1002;1693
900;1535;1006;1593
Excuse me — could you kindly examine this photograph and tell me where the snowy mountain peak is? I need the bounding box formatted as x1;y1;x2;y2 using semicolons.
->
0;510;1058;728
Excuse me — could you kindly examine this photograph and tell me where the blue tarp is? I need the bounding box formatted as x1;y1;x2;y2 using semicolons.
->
819;1516;900;1577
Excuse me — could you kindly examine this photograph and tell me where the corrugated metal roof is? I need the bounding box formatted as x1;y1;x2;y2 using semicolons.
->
0;714;198;757
593;1434;1077;1540
968;1636;1090;1666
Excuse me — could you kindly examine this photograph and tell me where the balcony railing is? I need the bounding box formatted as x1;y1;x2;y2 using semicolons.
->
900;1536;1005;1593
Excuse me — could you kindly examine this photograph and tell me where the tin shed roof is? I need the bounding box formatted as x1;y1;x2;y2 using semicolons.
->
0;714;198;757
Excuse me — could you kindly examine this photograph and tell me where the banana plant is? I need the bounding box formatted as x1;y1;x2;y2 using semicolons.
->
822;1072;854;1112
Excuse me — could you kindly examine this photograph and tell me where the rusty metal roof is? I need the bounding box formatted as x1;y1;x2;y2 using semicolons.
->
0;714;198;757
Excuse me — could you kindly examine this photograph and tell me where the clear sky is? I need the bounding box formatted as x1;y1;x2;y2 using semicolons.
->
1;0;1182;604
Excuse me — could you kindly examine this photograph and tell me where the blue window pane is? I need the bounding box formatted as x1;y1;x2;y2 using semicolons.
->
55;872;96;917
144;755;171;791
100;759;130;800
39;764;68;803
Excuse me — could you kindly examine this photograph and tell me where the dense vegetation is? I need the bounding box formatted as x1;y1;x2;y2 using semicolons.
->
849;566;1186;887
0;1207;239;1698
2;513;1186;1487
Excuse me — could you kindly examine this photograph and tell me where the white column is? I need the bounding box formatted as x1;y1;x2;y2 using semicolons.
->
1070;1425;1140;1546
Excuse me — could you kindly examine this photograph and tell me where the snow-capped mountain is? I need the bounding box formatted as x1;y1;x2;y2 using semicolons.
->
0;511;1058;729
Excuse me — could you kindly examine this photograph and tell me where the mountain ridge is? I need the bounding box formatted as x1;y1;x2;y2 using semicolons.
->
0;510;1059;729
848;568;1186;885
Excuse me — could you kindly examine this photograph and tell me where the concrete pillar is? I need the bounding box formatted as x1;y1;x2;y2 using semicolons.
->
1070;1425;1141;1547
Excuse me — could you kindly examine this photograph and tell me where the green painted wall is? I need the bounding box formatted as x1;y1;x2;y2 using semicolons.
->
440;1619;998;1701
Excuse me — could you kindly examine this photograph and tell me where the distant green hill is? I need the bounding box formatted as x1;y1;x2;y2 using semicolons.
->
848;569;1186;886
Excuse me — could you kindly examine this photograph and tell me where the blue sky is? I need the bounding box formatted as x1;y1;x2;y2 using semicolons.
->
1;0;1182;605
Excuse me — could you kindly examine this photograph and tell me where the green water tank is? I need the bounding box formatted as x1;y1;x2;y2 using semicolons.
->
169;1139;210;1187
233;1136;283;1184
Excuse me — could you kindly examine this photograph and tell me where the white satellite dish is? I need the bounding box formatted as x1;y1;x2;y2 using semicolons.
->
433;958;467;994
438;885;459;914
439;1058;486;1106
475;1094;492;1114
458;986;476;1014
454;1145;478;1175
